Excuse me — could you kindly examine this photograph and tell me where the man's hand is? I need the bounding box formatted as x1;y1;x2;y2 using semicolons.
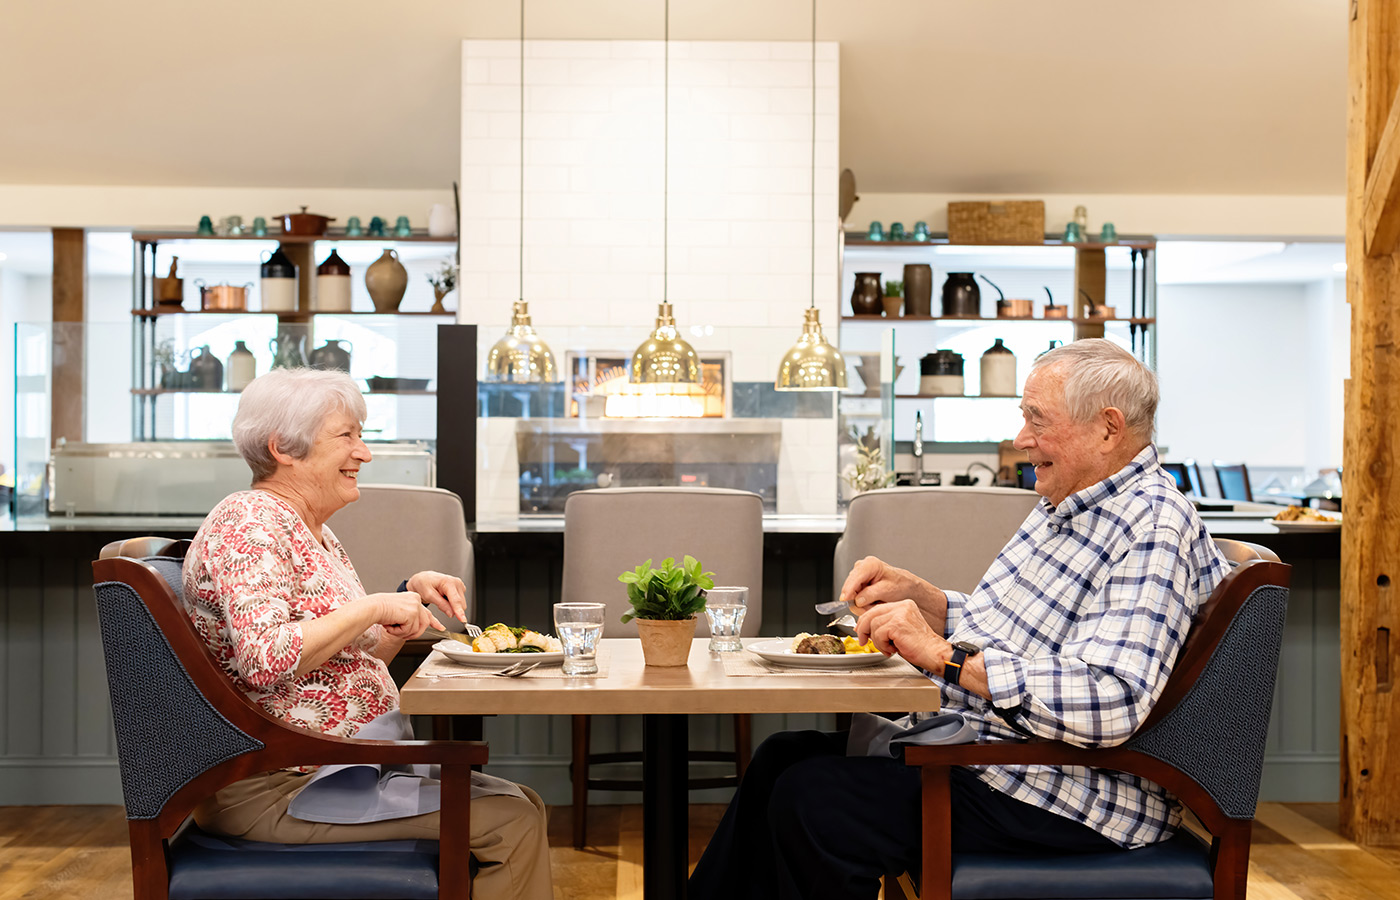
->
406;570;469;624
854;599;948;672
372;591;445;640
839;556;948;632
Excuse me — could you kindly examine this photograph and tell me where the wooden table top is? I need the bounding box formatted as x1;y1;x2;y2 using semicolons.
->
399;638;939;716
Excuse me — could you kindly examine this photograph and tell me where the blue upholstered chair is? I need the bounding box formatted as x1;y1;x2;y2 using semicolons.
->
897;540;1291;900
92;538;486;900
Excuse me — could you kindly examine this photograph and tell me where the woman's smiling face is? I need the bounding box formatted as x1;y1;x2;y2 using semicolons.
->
291;410;372;517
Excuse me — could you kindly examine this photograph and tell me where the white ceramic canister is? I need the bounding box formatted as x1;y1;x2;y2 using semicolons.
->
259;246;298;312
980;338;1018;396
919;350;965;396
315;249;353;312
226;340;256;392
428;203;456;237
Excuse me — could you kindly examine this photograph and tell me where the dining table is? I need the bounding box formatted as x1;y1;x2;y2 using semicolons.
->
399;636;939;900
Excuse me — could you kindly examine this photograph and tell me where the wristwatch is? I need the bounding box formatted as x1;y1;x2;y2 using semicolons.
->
944;641;980;687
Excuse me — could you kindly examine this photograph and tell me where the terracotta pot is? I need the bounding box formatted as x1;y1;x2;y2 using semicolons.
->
881;297;902;318
365;249;408;312
635;617;698;667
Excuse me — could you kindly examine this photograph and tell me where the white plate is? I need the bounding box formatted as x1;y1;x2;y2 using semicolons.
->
746;638;895;669
432;640;564;666
1272;519;1341;532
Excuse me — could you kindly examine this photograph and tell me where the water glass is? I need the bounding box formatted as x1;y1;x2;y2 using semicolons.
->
704;586;748;652
553;602;605;675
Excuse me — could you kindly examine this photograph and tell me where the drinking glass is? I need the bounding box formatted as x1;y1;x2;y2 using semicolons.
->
553;602;606;675
704;586;748;652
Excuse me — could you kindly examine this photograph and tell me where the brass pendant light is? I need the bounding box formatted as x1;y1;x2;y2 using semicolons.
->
775;0;846;391
629;0;700;386
486;0;558;384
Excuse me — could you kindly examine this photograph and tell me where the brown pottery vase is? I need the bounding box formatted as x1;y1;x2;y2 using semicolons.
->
365;249;408;312
850;272;882;316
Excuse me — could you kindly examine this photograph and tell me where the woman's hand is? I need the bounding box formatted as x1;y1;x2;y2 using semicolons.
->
839;556;948;632
406;571;469;624
372;591;445;640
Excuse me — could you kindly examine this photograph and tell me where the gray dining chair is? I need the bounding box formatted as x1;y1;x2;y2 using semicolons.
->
833;486;1040;596
562;486;764;848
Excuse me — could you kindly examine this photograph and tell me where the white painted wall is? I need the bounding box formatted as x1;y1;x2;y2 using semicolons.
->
1155;282;1316;469
463;39;840;516
1303;276;1348;477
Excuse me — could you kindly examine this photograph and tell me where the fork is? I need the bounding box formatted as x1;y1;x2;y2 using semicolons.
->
424;624;484;644
433;660;541;679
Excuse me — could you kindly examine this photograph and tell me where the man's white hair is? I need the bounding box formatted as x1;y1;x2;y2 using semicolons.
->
1031;339;1157;439
232;368;367;482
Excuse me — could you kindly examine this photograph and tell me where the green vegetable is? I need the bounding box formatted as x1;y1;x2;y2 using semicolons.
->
617;555;715;624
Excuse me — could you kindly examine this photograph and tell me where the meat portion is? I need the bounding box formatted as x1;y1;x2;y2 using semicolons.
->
794;634;846;655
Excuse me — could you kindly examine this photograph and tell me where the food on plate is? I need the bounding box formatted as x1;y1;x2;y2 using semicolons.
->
1272;506;1338;524
840;636;881;654
792;633;846;655
468;623;563;654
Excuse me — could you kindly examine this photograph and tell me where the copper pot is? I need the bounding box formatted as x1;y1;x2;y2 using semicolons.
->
996;299;1033;319
1043;306;1069;319
195;280;252;311
279;206;334;236
1087;305;1117;320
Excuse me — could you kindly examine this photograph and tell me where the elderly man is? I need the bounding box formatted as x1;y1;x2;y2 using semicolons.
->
689;339;1229;900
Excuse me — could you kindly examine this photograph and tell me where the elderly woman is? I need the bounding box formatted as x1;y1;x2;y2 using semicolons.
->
183;368;552;900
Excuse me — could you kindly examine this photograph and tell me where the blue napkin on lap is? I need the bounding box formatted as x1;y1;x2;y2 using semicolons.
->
846;711;977;759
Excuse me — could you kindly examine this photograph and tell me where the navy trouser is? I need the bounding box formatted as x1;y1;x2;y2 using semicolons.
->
688;730;1119;900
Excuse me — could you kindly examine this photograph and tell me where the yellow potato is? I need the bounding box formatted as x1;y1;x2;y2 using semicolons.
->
842;636;879;654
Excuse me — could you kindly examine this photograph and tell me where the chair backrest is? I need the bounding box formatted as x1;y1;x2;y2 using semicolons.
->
833;487;1040;596
91;548;276;823
1184;459;1207;497
1126;557;1292;820
325;484;474;620
1213;461;1253;502
1160;463;1192;494
562;487;763;638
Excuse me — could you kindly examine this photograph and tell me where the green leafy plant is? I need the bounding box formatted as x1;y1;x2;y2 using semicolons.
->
884;280;904;298
618;555;715;623
842;425;896;493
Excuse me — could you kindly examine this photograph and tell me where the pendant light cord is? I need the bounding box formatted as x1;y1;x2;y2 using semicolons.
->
519;0;526;303
663;0;669;305
809;0;816;312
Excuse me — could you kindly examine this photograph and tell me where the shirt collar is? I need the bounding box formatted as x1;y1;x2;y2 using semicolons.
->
1041;444;1160;521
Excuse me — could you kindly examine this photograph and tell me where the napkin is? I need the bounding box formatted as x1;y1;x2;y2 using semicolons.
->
846;711;977;759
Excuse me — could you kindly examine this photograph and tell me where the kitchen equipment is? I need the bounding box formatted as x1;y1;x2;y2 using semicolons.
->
980;274;1033;319
194;280;251;311
980;339;1017;396
919;350;964;396
309;339;353;373
428;203;456;237
188;346;224;391
226;341;256;392
393;215;413;237
153;257;184;307
1080;288;1115;319
269;332;306;370
259;245;298;312
947;200;1045;244
365;248;408;312
850;272;882;316
367;376;430;391
903;264;933;316
1043;286;1067;319
279;206;334;236
941;273;980;317
315;249;352;312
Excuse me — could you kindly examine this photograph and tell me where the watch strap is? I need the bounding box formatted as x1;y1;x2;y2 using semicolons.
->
945;646;969;687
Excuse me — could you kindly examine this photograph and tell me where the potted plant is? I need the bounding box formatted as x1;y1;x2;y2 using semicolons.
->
882;280;904;318
619;555;715;666
427;262;457;314
842;425;896;495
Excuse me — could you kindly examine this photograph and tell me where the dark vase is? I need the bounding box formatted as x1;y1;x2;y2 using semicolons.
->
309;339;353;373
850;272;882;315
942;272;981;318
903;264;933;316
188;345;224;391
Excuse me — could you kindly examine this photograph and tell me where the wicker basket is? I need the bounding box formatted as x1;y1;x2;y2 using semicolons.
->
947;201;1045;244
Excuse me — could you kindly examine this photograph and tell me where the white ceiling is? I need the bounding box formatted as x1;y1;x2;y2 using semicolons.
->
0;0;1346;197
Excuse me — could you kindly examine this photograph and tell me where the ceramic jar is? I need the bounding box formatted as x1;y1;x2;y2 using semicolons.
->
903;264;933;317
226;341;256;392
315;250;352;312
980;338;1017;397
365;249;408;312
850;272;882;316
309;339;353;373
942;272;981;317
919;350;964;396
260;246;298;312
428;203;456;237
189;346;224;391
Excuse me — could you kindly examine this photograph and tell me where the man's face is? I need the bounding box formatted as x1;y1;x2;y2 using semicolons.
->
1013;367;1110;506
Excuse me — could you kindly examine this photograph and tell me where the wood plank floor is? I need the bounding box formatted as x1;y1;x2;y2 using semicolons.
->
0;803;1387;900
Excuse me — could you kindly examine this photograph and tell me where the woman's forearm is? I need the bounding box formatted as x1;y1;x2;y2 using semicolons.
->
295;598;382;677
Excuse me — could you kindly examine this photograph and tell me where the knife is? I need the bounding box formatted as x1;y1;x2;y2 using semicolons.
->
814;598;850;615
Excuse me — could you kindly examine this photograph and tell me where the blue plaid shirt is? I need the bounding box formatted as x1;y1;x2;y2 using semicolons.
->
938;445;1229;848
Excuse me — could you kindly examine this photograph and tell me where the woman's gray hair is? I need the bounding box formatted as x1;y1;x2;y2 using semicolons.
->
232;368;367;481
1032;339;1158;439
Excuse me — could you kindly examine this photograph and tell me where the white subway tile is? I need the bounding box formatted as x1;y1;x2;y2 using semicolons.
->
571;57;651;85
611;85;665;115
463;58;491;85
463;40;515;60
462;137;521;166
489;58;523;85
529;40;611;59
671;58;732;87
464;84;520;113
609;41;663;60
530;84;613;114
667;220;730;248
525;58;572;84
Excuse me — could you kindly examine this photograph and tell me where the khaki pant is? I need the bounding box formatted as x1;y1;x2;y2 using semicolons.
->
194;771;553;900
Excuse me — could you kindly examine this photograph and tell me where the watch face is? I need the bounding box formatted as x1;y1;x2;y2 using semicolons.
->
953;641;980;654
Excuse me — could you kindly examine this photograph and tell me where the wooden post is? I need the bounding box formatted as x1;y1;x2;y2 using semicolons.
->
1343;0;1400;845
1072;247;1106;342
51;228;85;446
